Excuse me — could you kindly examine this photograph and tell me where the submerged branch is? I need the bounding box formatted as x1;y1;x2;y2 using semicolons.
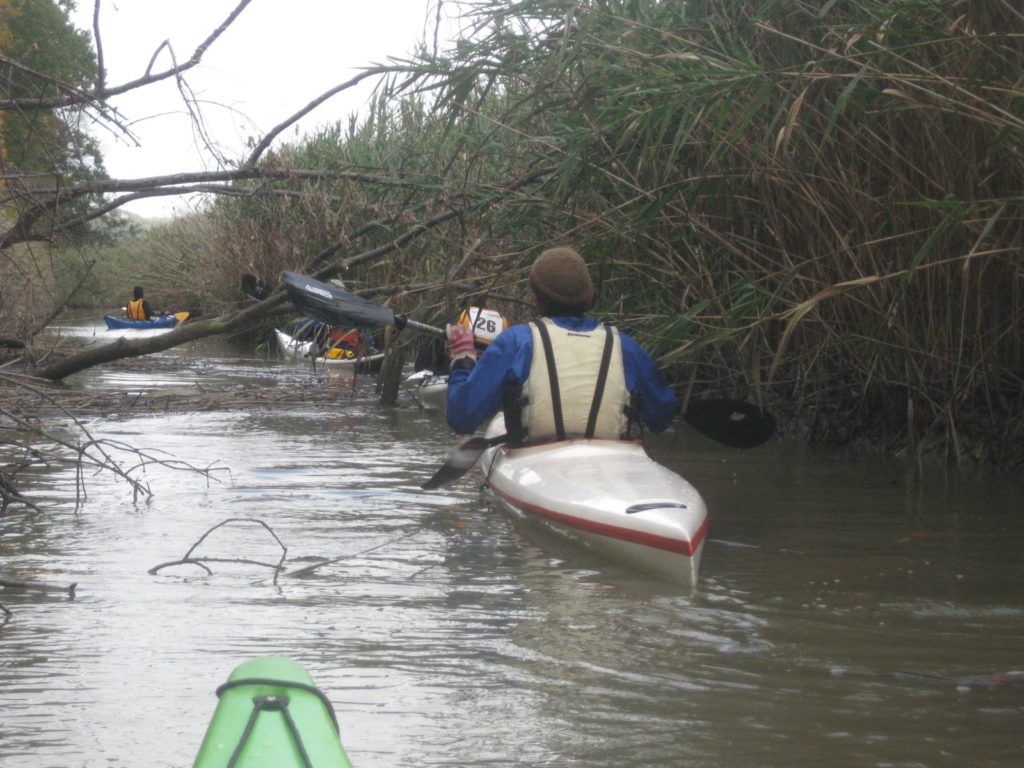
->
0;578;77;597
149;518;288;586
287;529;422;577
1;374;232;513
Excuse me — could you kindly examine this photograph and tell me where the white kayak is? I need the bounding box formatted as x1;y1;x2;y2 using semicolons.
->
479;415;707;585
402;370;448;412
274;328;385;370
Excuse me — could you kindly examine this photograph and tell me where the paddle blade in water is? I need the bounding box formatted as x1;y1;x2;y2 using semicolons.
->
282;271;397;329
421;436;505;490
683;399;775;448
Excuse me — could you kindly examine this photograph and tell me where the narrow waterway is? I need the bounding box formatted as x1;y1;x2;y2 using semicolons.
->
1;323;1021;767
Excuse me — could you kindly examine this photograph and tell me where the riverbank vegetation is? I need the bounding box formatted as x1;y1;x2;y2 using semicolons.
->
3;0;1023;478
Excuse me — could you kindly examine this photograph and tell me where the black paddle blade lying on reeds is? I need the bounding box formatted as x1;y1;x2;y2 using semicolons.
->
682;399;775;449
240;273;271;301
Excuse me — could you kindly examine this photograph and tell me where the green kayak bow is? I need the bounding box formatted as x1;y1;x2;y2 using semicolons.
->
194;656;353;768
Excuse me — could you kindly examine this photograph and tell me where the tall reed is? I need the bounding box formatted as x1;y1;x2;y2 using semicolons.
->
198;0;1023;465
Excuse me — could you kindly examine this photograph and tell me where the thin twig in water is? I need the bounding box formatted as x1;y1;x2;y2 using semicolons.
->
287;529;422;577
149;518;288;585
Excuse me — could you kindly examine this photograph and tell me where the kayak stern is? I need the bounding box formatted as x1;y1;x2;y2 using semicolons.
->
481;437;708;585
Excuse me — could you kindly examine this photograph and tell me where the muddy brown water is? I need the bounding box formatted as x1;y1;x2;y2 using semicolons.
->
1;322;1022;767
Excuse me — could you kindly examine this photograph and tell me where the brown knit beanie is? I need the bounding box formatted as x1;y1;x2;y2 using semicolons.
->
529;247;594;309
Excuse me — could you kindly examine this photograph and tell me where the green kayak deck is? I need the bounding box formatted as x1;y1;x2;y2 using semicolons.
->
194;656;353;768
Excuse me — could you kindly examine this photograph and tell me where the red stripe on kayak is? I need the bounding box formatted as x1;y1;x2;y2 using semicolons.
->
490;486;707;556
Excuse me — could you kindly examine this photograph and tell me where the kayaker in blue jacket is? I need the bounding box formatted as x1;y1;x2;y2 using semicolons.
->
445;247;679;440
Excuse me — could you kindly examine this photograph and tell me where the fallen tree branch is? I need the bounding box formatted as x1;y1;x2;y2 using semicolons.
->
0;0;257;109
36;294;285;380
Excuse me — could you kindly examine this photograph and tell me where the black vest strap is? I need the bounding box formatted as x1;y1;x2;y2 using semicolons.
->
584;325;615;439
533;320;565;441
501;383;526;446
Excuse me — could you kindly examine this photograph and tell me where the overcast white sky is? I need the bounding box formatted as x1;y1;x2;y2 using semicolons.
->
70;0;462;217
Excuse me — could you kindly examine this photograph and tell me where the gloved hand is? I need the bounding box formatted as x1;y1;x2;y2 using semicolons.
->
446;323;477;364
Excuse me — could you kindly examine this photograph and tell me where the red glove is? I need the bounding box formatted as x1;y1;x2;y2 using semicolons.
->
446;323;477;364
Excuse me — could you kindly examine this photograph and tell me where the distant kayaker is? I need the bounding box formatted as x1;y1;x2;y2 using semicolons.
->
126;286;157;320
323;326;363;358
414;301;509;374
445;247;679;441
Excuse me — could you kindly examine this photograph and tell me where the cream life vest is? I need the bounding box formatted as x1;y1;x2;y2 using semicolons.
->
457;307;507;346
127;298;146;320
520;318;630;442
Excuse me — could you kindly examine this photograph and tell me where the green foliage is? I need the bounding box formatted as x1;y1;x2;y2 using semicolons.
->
1;0;101;177
1;0;106;244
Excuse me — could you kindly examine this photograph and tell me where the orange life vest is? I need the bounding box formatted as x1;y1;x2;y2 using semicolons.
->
127;298;147;320
327;328;360;348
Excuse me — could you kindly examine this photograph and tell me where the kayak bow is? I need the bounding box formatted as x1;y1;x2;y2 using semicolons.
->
193;656;353;768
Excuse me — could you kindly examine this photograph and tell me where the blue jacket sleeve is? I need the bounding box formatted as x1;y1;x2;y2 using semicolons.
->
445;326;532;435
620;332;679;433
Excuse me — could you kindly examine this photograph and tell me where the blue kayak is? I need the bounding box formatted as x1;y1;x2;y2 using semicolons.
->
103;312;187;330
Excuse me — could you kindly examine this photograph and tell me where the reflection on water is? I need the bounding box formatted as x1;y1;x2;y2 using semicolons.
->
1;333;1022;767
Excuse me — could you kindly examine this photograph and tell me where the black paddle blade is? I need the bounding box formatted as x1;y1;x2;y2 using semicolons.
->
683;399;775;449
281;271;398;329
241;273;271;301
421;435;507;490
